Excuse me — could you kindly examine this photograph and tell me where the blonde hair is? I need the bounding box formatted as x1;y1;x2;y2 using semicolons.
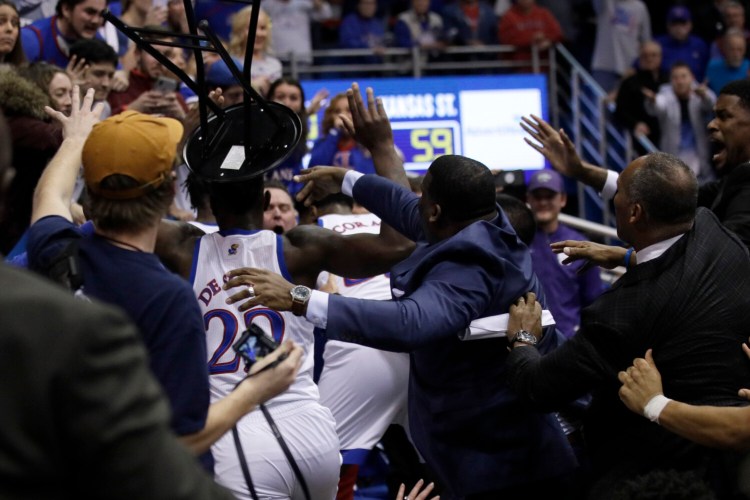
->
228;6;272;58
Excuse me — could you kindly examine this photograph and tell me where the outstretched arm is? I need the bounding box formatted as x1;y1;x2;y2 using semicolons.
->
32;87;103;224
550;239;633;269
618;345;750;451
520;114;609;192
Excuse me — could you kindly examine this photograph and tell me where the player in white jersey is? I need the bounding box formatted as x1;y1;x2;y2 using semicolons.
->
155;84;415;500
192;229;339;499
314;203;410;497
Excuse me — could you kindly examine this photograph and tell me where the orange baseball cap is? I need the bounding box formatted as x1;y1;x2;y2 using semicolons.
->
82;110;184;200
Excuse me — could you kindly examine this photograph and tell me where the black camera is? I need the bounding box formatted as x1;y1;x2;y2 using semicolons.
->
233;324;280;369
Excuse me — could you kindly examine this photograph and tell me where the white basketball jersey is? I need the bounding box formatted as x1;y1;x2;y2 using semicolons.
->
317;213;409;452
192;229;319;406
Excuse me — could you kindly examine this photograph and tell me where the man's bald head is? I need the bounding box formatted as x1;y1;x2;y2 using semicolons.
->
628;152;698;225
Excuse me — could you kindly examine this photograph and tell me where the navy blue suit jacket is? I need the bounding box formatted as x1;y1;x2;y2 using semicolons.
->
324;175;576;497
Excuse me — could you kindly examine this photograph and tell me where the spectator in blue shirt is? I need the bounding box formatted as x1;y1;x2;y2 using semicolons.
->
706;29;750;94
339;0;387;65
21;0;112;68
442;0;496;47
655;6;709;82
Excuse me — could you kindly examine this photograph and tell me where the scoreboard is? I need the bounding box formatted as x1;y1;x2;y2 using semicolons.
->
301;74;548;174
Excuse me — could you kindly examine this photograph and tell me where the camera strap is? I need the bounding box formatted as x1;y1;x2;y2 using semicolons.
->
230;380;312;500
232;425;260;500
260;404;312;500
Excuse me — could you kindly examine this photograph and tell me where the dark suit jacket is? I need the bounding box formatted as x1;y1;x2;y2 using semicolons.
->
698;162;750;250
507;208;750;497
324;175;577;498
0;264;233;500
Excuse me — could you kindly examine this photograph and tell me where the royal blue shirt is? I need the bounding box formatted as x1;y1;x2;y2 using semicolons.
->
27;216;213;471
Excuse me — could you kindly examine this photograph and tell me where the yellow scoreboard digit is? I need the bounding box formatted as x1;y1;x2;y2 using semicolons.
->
410;127;455;162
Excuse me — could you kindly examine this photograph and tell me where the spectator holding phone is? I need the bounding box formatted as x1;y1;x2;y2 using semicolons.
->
107;26;187;119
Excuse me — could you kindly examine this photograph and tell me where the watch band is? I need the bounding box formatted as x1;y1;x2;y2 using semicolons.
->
290;285;311;316
291;295;306;316
509;329;537;346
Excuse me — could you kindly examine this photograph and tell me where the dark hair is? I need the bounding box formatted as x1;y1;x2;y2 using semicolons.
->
185;171;210;211
313;193;354;213
611;469;716;500
89;175;174;232
208;176;265;216
268;77;309;157
264;179;292;194
268;77;306;109
55;0;88;17
69;38;118;65
669;60;693;75
628;152;697;225
427;155;496;223
720;78;750;110
0;0;25;65
496;193;536;245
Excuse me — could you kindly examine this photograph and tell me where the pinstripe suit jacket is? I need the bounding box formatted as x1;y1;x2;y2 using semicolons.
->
508;207;750;496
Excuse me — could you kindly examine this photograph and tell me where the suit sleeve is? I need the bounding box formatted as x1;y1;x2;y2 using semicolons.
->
506;321;622;410
352;174;425;242
716;182;750;249
324;258;494;351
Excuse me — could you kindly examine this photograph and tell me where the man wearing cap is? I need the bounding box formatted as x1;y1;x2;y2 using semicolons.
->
526;169;603;339
26;88;304;473
656;6;709;82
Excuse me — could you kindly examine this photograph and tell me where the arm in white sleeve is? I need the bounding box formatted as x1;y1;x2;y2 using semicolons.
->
342;170;365;197
600;170;619;202
305;289;330;329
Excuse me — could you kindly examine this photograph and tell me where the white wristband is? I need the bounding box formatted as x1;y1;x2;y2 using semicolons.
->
643;394;671;423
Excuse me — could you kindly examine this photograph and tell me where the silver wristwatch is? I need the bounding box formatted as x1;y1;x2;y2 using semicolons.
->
290;285;312;316
509;329;538;346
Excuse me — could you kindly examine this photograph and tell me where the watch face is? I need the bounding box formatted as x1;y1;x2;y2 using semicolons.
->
293;286;311;300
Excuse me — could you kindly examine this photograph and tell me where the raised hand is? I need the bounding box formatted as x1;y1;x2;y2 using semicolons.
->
307;87;329;115
45;86;104;141
520;114;585;179
65;55;89;88
396;479;439;500
341;82;394;154
293;166;350;207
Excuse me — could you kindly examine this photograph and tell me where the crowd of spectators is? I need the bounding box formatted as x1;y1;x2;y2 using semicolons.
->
4;1;750;498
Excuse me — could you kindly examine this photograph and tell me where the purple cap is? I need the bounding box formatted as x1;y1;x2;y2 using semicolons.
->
528;169;564;193
667;6;691;23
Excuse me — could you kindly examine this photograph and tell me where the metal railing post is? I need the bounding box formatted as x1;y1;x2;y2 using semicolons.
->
531;45;540;74
549;45;559;129
289;52;298;80
412;45;421;78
